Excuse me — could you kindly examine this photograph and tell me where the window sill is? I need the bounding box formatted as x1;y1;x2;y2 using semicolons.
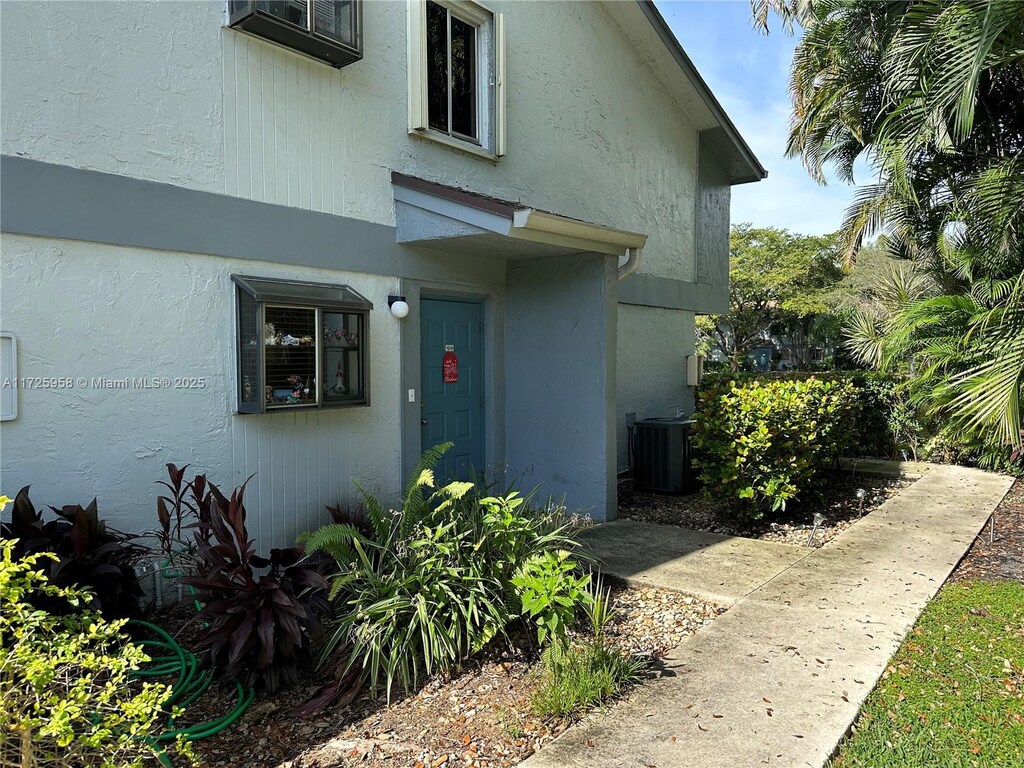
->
409;128;501;162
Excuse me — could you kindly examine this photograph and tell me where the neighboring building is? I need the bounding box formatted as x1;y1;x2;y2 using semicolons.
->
706;322;835;371
0;0;764;545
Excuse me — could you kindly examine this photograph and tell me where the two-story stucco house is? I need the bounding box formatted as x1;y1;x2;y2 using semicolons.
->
0;0;764;546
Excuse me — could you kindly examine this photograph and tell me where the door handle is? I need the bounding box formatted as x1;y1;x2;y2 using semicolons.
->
421;418;428;425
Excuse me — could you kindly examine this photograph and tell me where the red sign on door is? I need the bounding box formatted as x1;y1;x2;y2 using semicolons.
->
442;347;459;384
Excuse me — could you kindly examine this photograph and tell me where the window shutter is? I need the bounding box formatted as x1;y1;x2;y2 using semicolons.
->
313;0;353;45
494;11;506;157
407;0;429;131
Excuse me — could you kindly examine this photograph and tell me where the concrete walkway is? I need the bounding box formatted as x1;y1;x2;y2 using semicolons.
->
524;464;1013;768
838;456;937;479
578;520;807;605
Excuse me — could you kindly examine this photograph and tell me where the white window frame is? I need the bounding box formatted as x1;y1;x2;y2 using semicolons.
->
408;0;506;159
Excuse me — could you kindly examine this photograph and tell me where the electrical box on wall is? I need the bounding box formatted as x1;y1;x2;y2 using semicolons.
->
685;354;704;387
0;333;16;421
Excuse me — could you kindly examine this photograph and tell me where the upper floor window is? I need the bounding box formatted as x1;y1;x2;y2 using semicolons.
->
228;1;362;69
408;0;506;158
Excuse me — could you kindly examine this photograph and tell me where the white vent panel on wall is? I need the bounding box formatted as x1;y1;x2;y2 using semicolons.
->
1;333;17;421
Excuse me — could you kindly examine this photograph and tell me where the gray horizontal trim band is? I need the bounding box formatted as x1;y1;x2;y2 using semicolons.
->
0;155;500;286
619;273;727;314
1;155;711;312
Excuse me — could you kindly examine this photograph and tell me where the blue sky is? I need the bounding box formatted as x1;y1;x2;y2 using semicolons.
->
655;0;860;235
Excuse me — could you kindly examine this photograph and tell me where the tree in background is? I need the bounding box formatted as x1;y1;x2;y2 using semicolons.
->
754;0;1024;459
699;225;844;371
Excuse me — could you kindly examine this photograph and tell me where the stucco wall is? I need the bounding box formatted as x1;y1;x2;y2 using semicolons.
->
696;135;732;290
1;0;702;282
0;233;405;547
614;304;695;472
505;254;617;519
0;0;739;536
0;1;225;193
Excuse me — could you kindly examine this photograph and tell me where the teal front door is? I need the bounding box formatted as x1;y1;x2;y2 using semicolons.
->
420;298;485;483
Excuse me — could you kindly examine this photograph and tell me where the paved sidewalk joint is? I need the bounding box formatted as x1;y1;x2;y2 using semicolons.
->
579;520;809;605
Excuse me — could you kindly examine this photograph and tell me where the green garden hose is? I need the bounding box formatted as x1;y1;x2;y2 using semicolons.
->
129;620;255;767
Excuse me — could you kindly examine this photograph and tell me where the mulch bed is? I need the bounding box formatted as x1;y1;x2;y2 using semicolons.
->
618;470;912;548
949;477;1024;582
164;584;725;768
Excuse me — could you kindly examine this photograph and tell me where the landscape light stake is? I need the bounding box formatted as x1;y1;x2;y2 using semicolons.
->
806;513;826;547
855;488;867;517
990;511;996;544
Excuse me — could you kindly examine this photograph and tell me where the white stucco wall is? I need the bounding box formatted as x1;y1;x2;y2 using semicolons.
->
1;0;702;282
0;1;731;533
0;1;226;193
0;233;403;546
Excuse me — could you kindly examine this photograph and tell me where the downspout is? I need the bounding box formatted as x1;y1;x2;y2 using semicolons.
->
618;247;642;280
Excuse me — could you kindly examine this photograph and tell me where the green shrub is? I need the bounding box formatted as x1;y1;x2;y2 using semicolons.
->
699;370;918;460
845;373;922;460
0;538;174;768
530;586;643;719
694;375;860;516
512;550;591;647
697;370;1024;475
921;428;1024;475
304;444;587;700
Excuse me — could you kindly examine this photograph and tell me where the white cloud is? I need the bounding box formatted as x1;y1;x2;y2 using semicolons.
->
722;94;858;235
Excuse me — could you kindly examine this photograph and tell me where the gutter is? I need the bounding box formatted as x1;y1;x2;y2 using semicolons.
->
617;247;642;280
510;209;647;256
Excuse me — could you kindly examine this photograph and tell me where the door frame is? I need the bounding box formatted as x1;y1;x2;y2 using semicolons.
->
399;279;505;488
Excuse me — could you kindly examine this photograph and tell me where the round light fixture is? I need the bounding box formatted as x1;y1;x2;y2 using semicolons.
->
388;295;409;319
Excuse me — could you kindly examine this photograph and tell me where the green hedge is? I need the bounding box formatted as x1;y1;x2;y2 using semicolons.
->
694;371;1023;500
693;375;860;517
699;371;915;461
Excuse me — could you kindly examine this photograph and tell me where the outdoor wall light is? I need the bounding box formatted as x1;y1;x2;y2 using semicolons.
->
388;295;409;319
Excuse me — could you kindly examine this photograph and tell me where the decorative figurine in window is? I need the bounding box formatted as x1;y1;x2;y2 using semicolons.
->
243;375;253;402
264;322;277;345
286;374;311;403
331;359;346;395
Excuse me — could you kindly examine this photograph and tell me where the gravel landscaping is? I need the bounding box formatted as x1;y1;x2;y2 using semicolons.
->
949;477;1024;582
618;470;912;547
175;584;725;768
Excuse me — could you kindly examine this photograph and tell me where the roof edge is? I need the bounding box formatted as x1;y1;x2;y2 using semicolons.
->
636;0;767;184
392;171;648;255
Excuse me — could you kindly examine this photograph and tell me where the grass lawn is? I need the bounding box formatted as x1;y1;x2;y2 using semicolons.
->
831;580;1024;768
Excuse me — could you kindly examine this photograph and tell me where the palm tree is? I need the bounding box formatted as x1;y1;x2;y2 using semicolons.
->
755;0;1024;449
